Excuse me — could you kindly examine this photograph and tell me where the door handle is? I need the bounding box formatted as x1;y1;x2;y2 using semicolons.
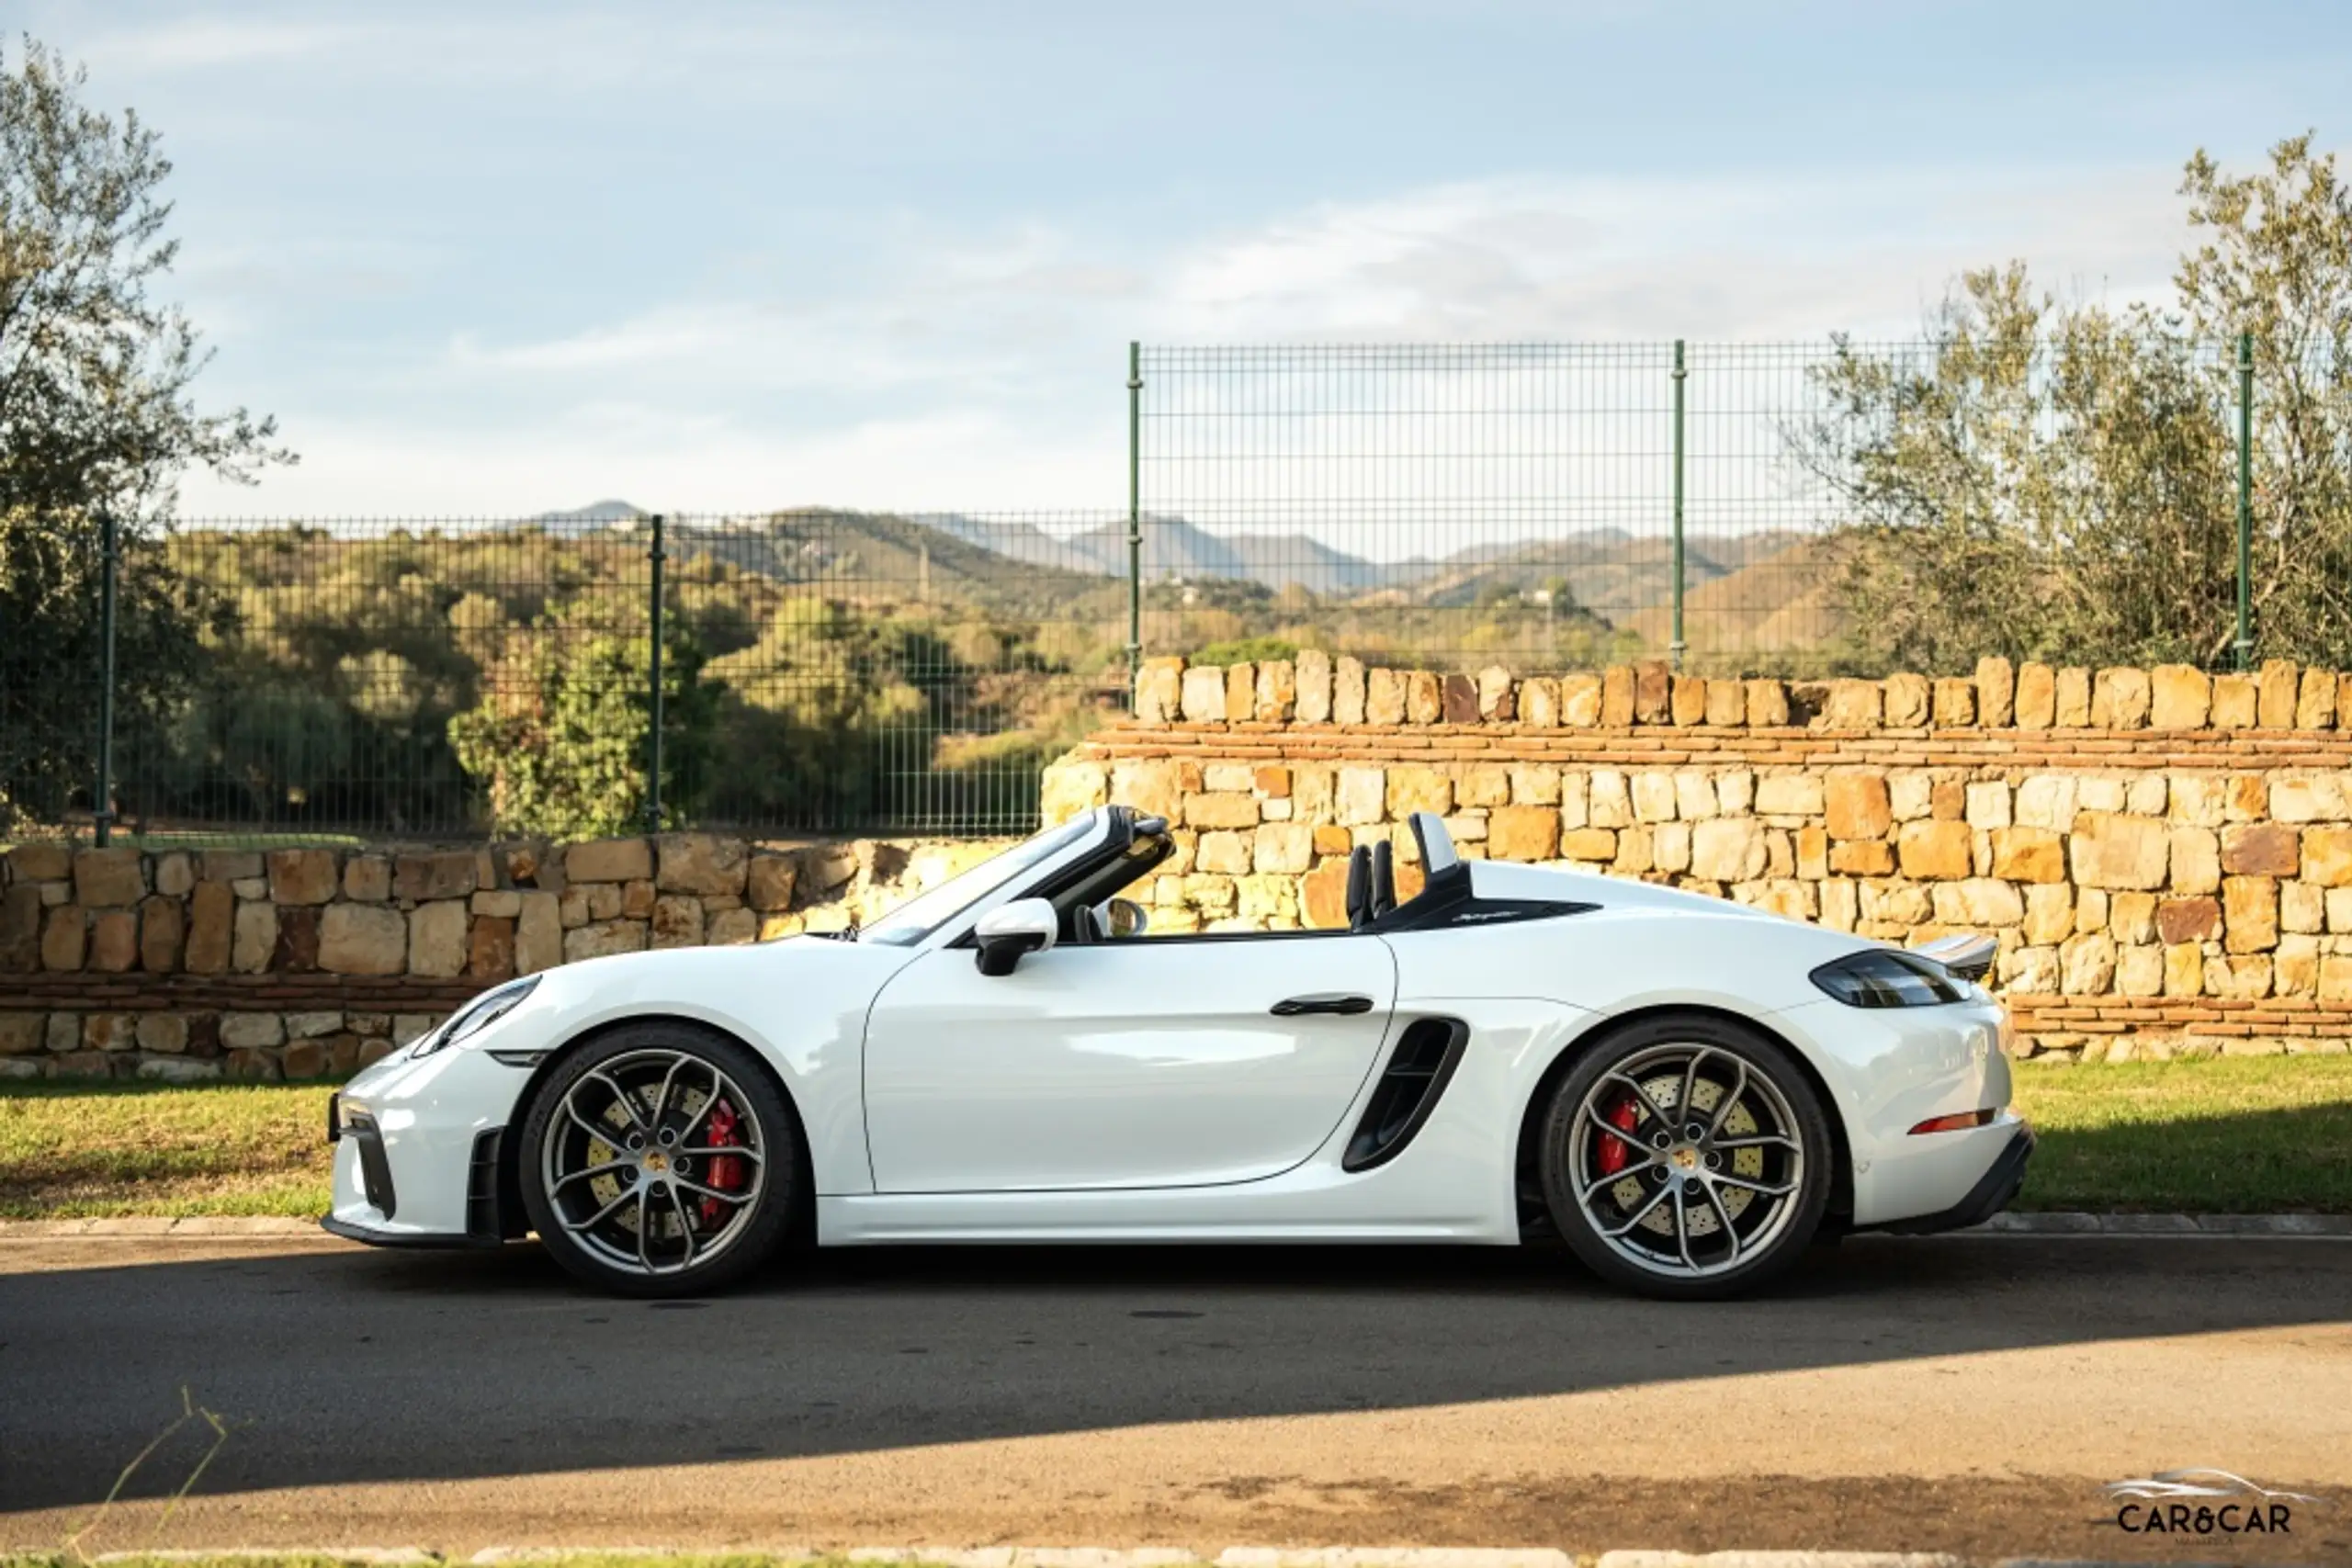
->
1271;992;1375;1017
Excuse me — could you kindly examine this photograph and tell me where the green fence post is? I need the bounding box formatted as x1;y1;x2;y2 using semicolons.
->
1669;340;1687;673
1126;343;1144;706
644;512;667;832
2235;333;2254;672
94;508;119;848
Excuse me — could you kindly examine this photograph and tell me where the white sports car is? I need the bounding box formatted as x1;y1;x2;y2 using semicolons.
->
325;807;2031;1300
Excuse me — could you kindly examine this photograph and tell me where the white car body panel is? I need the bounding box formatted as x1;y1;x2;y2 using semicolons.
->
864;935;1399;1191
328;809;2029;1258
830;996;1578;1243
331;1042;514;1240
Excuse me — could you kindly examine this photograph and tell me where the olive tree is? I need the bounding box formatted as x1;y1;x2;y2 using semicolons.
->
1799;135;2352;673
0;36;290;827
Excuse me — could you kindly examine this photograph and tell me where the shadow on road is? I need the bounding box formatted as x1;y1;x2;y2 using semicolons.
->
3;1230;2347;1512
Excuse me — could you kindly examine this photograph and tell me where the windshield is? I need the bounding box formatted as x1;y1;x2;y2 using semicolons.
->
857;812;1101;945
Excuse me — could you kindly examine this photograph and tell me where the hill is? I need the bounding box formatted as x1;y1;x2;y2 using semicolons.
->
526;500;651;533
666;511;1126;620
514;504;1830;653
1623;534;1848;661
926;514;1394;594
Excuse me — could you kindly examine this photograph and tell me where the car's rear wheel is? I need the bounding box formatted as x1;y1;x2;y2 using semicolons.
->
1538;1014;1833;1300
518;1024;799;1297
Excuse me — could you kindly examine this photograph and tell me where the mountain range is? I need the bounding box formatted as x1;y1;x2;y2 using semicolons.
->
530;502;1810;625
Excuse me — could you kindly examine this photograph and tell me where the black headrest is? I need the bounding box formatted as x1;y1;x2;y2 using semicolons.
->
1369;840;1396;919
1344;846;1372;930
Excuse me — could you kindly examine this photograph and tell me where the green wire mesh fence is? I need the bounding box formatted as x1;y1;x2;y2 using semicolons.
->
1131;337;2278;679
6;332;2331;844
1133;343;1678;672
3;511;1132;843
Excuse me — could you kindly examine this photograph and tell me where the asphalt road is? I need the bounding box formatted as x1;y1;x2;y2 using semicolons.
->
1;1233;2347;1563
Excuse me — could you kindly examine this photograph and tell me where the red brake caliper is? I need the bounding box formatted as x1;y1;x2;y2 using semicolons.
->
698;1099;746;1226
1595;1094;1642;1178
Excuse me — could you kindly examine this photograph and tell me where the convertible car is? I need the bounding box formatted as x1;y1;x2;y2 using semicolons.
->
325;807;2031;1300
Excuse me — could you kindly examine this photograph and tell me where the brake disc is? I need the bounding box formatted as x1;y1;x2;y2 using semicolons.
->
1610;1069;1764;1237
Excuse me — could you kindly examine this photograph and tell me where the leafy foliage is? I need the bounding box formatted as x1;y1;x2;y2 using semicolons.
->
451;604;720;840
700;599;933;826
79;522;1129;835
1187;635;1302;667
0;39;289;828
0;39;288;522
0;506;229;828
1801;136;2352;674
2178;133;2352;658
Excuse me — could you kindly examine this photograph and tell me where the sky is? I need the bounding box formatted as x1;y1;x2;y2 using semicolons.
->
18;0;2352;521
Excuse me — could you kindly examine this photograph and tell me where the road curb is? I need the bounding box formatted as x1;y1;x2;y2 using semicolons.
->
87;1552;441;1564
1596;1555;1962;1567
0;1551;2222;1568
0;1216;326;1237
1220;1552;1573;1568
842;1553;1207;1567
1961;1211;2352;1235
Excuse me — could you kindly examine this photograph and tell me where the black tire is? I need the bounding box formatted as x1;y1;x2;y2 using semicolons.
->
1537;1012;1834;1301
518;1022;800;1298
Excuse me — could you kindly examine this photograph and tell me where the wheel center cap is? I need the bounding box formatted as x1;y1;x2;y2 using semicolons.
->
1668;1145;1701;1173
642;1149;670;1175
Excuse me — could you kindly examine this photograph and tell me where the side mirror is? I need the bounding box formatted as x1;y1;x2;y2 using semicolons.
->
1103;897;1149;939
975;897;1057;976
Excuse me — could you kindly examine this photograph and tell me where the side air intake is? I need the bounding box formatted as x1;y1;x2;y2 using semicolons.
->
1342;1017;1470;1172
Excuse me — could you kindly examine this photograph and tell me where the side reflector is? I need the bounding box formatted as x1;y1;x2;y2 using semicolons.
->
1908;1108;1996;1135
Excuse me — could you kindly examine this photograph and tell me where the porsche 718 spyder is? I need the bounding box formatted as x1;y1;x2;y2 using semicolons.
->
325;807;2032;1299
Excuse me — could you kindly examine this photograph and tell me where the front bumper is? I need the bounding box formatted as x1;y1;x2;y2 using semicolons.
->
323;1043;536;1246
322;1210;503;1248
322;1123;515;1248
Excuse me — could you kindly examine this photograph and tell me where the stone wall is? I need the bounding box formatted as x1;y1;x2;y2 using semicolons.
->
17;649;2352;1079
1043;652;2352;1063
0;834;1005;1079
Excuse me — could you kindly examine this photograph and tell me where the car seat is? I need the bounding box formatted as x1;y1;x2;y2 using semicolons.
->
1367;840;1396;921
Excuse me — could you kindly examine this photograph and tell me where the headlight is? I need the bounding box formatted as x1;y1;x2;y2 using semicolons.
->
412;976;540;1056
1810;949;1967;1008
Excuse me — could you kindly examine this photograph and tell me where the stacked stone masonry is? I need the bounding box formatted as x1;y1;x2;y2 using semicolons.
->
1042;652;2352;1063
15;653;2352;1079
0;834;1006;1079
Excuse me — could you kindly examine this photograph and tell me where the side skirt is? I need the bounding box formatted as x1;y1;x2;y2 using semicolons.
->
815;1192;1515;1247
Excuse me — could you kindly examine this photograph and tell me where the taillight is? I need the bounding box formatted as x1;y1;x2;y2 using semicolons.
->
1908;1108;1996;1135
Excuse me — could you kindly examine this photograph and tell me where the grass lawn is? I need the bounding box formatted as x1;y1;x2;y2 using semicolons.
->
3;1057;2350;1221
0;1079;334;1220
2008;1055;2352;1213
4;831;368;852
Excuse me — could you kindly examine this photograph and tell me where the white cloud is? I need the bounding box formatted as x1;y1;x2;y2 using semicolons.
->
73;17;386;73
1150;164;2188;344
181;157;2204;520
174;407;1125;519
67;6;920;97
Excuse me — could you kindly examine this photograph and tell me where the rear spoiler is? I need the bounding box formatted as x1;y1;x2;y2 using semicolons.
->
1913;931;1996;983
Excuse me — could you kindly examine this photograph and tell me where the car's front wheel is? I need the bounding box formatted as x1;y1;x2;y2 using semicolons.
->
1538;1014;1833;1300
518;1023;799;1297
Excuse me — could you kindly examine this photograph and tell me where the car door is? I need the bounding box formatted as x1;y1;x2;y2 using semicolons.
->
861;933;1398;1192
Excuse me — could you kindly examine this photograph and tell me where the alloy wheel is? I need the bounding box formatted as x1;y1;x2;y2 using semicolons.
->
537;1047;767;1278
1566;1041;1807;1280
